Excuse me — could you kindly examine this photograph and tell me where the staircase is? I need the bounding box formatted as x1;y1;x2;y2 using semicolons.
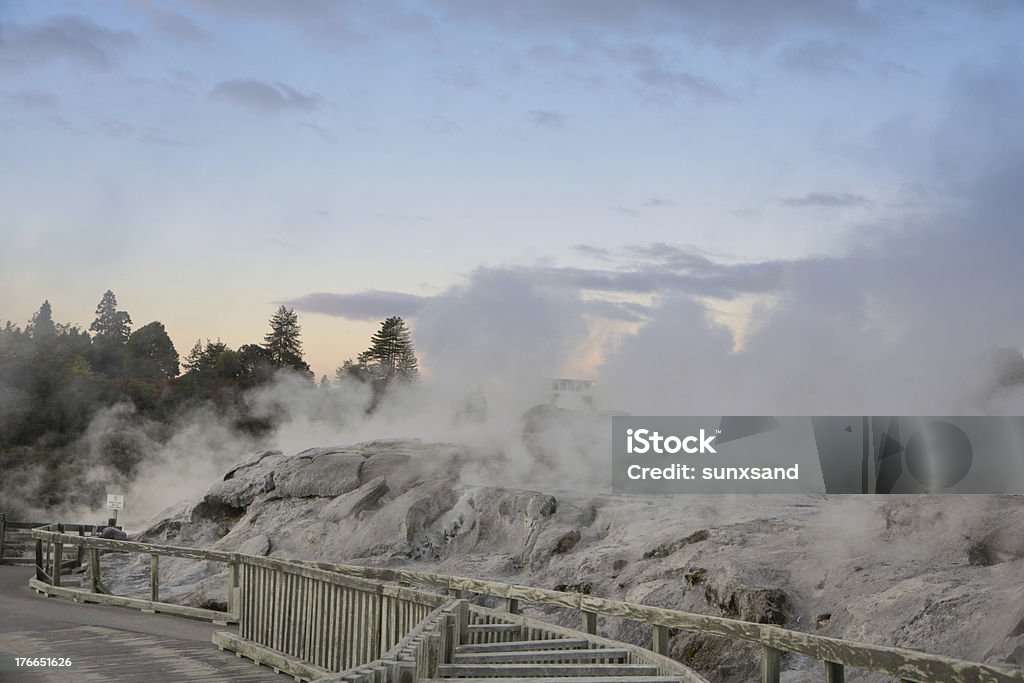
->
422;623;685;683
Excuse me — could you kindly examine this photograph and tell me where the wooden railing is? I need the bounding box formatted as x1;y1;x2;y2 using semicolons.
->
230;555;447;673
316;600;459;683
0;514;56;565
30;523;239;623
288;561;1024;683
24;522;1024;683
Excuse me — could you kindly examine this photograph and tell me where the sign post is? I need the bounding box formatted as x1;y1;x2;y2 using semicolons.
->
106;494;124;528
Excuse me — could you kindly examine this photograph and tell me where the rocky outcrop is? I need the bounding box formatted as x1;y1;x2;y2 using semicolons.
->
106;440;1024;683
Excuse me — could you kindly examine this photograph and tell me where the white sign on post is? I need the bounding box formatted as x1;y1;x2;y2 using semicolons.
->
106;494;124;511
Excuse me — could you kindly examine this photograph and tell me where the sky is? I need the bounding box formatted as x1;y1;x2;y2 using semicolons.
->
1;1;1022;396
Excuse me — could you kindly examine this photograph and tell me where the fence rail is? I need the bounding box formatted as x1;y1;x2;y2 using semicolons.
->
284;558;1024;683
22;521;1024;683
0;514;53;565
29;523;238;623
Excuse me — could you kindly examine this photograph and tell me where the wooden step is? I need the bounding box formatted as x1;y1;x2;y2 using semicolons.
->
420;678;682;683
457;639;591;654
455;648;629;664
467;623;521;634
438;663;660;678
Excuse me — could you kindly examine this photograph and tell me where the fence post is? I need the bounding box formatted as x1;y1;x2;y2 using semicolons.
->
824;660;845;682
652;624;670;655
443;613;456;663
580;610;597;635
455;599;469;646
762;644;782;683
35;538;44;582
150;554;159;602
227;556;240;615
53;541;63;587
90;548;100;593
0;513;6;562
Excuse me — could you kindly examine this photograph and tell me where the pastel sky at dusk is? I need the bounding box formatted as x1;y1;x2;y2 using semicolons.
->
1;1;1022;389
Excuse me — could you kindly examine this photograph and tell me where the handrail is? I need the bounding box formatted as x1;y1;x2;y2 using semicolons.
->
318;600;458;683
29;522;239;622
284;558;1024;683
23;522;1024;683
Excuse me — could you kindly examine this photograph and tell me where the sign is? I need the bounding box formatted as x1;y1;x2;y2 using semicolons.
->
106;494;124;511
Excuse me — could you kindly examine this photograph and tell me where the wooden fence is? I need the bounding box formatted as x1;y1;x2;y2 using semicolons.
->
25;522;1024;683
0;514;49;565
30;523;238;623
284;559;1024;683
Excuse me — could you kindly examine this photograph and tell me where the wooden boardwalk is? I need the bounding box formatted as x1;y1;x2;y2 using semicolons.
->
0;625;285;682
0;566;281;683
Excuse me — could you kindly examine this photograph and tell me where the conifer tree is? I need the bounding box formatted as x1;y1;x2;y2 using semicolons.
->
262;306;311;374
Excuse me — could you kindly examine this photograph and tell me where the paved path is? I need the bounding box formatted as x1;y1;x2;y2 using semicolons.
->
0;566;283;682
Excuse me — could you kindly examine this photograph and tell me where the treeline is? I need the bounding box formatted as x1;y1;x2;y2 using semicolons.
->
0;291;420;515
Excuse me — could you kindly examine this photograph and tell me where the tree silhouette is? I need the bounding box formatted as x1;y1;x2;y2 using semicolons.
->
263;306;311;375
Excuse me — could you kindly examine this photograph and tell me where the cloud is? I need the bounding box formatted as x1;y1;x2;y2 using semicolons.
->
298;121;337;144
525;109;566;129
780;40;862;76
612;206;639;217
435;65;481;89
0;14;137;71
286;242;788;325
418;114;462;135
135;1;209;42
581;298;650;323
634;66;730;100
570;244;613;260
780;192;872;207
284;291;430;320
98;119;135;139
178;0;363;47
1;90;58;109
642;197;672;207
210;79;323;112
432;1;876;49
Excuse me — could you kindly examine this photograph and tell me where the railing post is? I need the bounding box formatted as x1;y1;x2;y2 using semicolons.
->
443;613;456;664
455;599;469;645
0;513;6;562
90;548;100;593
150;554;159;602
762;644;782;683
581;610;597;635
227;556;239;616
652;624;670;655
53;541;62;587
35;537;44;582
825;660;845;682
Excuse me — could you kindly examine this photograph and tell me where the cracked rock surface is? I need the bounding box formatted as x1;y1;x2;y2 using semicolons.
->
102;439;1024;682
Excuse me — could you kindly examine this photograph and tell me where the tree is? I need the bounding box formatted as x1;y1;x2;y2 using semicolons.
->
89;290;132;344
183;338;228;375
27;301;56;341
365;316;419;382
89;290;132;377
124;322;179;380
262;306;311;374
339;316;419;385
